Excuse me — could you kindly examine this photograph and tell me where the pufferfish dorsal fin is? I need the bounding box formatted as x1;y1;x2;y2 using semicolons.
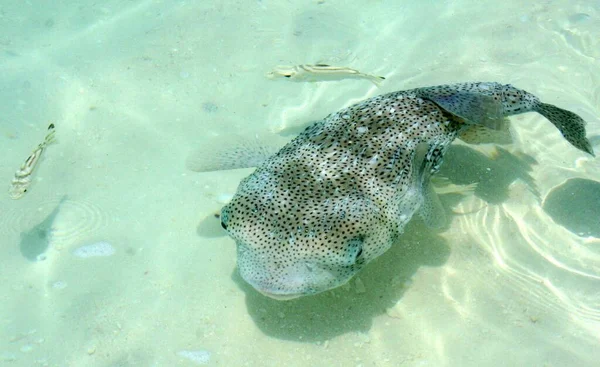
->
186;134;287;172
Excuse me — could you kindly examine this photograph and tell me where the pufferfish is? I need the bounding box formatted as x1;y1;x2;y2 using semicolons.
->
189;82;595;300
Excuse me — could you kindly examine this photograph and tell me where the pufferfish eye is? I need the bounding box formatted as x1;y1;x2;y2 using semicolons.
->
349;235;365;263
220;209;230;231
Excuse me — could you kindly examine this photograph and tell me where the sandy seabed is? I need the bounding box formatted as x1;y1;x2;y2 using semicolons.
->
0;1;599;366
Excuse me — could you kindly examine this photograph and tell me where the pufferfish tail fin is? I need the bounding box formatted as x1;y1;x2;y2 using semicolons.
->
533;102;594;157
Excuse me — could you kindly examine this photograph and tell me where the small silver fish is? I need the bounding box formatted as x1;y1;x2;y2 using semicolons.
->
19;196;67;261
194;82;594;300
266;64;385;86
9;124;56;199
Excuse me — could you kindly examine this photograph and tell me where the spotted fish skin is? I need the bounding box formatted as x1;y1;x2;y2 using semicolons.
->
220;82;594;300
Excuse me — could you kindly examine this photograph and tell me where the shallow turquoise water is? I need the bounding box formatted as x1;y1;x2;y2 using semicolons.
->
0;1;599;366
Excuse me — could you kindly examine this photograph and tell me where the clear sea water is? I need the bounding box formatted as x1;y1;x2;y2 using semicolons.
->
1;1;599;366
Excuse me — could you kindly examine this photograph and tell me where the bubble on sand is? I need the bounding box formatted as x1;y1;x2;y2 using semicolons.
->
72;241;115;258
19;344;33;353
216;193;233;204
178;350;211;365
51;281;67;290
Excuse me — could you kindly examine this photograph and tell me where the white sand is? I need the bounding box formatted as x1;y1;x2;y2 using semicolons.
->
0;0;599;366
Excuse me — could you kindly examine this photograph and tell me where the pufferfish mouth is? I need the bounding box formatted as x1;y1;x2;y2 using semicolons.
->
238;257;349;300
256;289;305;301
241;270;320;301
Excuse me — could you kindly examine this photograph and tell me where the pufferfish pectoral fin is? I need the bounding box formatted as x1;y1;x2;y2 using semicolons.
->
417;88;506;130
411;142;447;229
419;180;447;229
186;134;287;172
457;120;513;145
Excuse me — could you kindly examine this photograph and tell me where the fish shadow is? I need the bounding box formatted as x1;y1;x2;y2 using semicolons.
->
438;144;539;204
19;195;68;261
232;220;450;342
543;177;600;237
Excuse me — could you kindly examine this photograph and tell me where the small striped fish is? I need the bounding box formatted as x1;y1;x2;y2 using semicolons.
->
9;124;56;199
266;64;385;86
